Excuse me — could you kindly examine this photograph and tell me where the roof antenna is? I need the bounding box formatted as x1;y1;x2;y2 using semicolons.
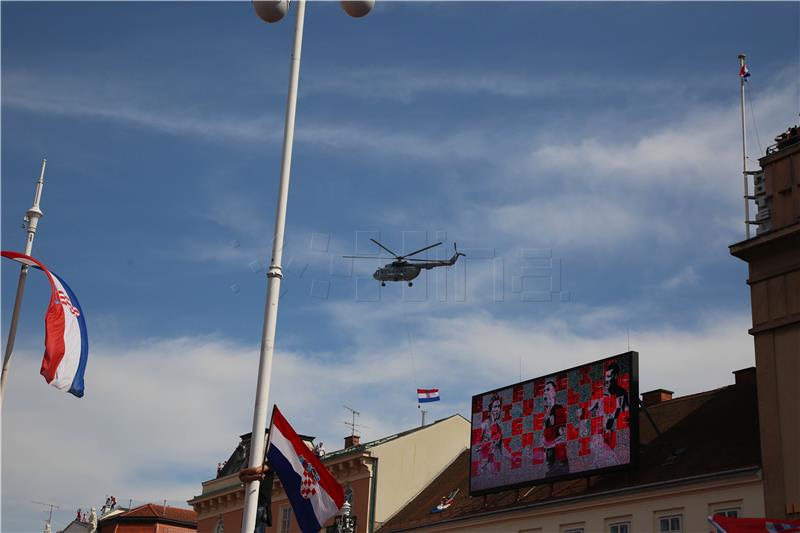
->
32;501;60;529
342;405;363;436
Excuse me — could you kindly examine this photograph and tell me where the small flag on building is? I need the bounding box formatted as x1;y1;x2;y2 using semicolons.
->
431;489;459;513
708;514;800;532
266;406;344;533
417;388;440;403
2;251;88;397
739;63;750;80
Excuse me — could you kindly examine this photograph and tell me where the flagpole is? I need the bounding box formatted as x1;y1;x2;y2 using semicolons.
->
0;159;47;405
241;3;306;533
738;53;750;239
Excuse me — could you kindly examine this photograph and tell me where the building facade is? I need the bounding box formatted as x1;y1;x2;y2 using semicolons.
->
730;124;800;520
189;415;470;533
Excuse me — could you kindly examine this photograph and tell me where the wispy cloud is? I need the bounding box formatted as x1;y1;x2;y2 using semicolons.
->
523;79;796;193
2;70;491;160
303;66;719;103
659;265;699;290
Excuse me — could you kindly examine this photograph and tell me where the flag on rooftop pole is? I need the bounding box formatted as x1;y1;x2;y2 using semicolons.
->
417;388;440;403
266;406;344;533
1;251;88;397
739;63;750;80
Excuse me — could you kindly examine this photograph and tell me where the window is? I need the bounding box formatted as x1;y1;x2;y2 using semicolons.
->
609;522;630;533
658;515;682;532
563;529;584;533
280;506;292;533
715;508;740;518
214;518;225;533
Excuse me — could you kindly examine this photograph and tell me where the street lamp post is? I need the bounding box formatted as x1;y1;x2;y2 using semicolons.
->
241;3;373;533
336;501;356;533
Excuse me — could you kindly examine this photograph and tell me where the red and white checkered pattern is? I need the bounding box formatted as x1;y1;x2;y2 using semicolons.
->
300;468;317;499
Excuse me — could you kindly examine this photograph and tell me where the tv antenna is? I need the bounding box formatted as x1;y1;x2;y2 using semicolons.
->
32;501;60;524
342;404;368;436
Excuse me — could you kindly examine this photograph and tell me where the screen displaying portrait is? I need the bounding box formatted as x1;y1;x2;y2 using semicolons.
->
469;352;639;495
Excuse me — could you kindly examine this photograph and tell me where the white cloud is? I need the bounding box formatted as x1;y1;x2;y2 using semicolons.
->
659;265;699;289
523;79;796;194
488;193;677;248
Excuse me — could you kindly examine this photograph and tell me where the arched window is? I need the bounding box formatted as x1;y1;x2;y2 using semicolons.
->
214;517;225;533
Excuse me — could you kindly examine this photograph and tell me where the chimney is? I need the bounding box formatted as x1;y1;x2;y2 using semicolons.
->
344;434;361;449
734;367;756;386
642;388;674;407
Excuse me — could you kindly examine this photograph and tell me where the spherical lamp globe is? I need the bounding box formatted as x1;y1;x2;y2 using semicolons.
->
253;0;289;23
340;0;374;18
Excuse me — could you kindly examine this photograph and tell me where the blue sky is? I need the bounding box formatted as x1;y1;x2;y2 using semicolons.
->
2;2;799;531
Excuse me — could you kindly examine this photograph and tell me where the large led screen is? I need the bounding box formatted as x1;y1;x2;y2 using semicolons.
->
470;352;639;494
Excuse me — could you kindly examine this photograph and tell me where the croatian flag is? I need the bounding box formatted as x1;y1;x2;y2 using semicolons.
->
739;64;750;79
266;406;344;533
417;388;440;403
1;251;88;397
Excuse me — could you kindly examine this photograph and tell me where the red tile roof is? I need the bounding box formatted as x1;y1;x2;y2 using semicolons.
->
117;504;197;524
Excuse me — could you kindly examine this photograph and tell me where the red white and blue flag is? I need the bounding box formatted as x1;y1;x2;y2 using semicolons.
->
739;64;750;79
2;251;88;397
417;388;440;403
708;514;800;532
266;406;344;533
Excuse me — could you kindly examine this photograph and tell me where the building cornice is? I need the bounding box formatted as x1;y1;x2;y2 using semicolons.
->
729;223;800;265
386;466;762;532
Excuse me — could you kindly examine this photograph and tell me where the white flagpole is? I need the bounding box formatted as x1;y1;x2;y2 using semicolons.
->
1;159;47;405
738;53;750;239
241;3;306;533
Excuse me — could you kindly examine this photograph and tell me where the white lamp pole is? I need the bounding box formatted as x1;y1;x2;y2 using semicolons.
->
1;158;47;406
241;2;372;533
241;2;306;532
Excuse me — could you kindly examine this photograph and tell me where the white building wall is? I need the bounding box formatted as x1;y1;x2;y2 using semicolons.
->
371;416;470;526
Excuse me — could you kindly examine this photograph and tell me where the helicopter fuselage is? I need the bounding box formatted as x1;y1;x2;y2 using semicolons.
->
373;263;421;282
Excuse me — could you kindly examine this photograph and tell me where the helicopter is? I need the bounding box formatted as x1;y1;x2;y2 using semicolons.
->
344;239;465;286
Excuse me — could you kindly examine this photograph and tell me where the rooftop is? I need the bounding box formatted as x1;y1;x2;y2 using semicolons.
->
324;414;468;461
100;503;197;526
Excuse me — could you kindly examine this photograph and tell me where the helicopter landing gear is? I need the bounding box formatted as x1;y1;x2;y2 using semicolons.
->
408;281;413;287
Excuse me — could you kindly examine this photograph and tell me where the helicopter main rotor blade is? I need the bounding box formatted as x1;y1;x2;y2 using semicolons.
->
343;256;396;260
401;241;442;259
370;238;400;258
